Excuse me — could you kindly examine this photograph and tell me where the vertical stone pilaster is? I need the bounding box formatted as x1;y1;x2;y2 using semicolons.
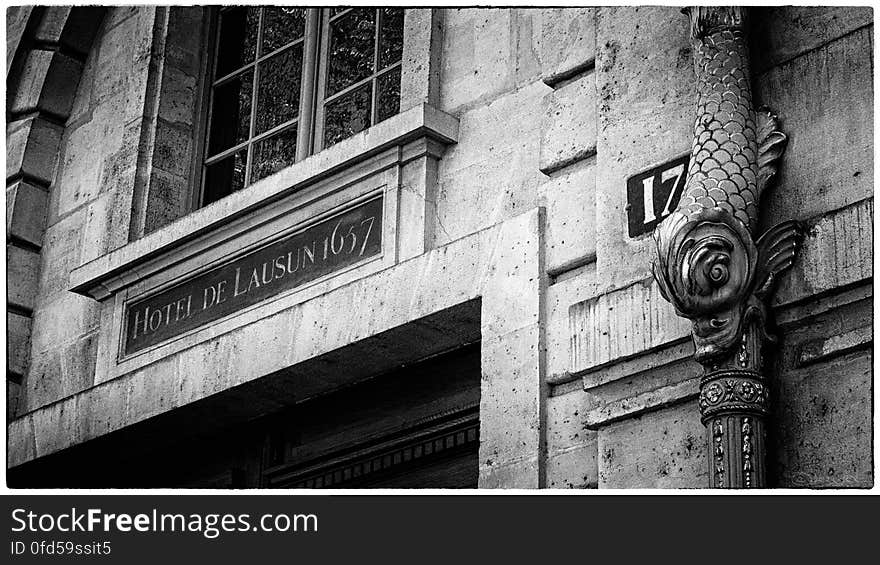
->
478;209;546;488
400;9;443;111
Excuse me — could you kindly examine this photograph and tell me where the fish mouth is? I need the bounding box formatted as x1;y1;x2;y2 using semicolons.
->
692;317;741;363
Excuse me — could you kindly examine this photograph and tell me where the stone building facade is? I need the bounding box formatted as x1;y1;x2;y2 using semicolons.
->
5;6;873;488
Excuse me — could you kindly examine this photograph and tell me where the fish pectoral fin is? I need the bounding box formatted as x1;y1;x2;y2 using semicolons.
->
756;107;788;194
755;220;801;297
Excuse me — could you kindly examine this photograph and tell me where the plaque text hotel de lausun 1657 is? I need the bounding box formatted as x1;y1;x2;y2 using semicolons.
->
122;196;383;356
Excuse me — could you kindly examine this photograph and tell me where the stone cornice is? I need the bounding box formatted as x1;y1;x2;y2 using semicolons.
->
69;103;458;301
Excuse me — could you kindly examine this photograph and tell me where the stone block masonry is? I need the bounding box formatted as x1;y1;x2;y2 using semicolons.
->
6;7;873;490
5;7;105;408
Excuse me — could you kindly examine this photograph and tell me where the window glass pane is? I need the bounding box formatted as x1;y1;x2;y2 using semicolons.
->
378;8;404;70
323;84;371;148
216;7;258;77
261;7;306;55
330;8;349;18
256;46;303;135
326;8;375;96
376;67;401;123
208;70;253;155
203;149;247;205
252;126;298;182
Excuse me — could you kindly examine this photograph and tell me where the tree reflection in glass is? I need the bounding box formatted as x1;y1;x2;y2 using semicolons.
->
256;46;302;134
324;85;371;147
261;7;306;55
327;9;375;96
253;127;298;182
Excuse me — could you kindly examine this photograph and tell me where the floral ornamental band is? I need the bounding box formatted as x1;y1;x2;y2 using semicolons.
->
652;7;801;488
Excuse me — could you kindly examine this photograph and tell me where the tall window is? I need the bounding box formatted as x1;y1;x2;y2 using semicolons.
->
201;7;404;207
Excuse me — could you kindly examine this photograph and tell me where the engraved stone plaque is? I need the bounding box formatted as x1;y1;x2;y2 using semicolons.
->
122;196;383;356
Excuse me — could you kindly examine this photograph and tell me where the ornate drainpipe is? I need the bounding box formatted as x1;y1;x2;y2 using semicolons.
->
652;7;800;488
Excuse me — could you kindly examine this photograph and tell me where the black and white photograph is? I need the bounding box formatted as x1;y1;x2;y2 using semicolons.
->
2;3;877;553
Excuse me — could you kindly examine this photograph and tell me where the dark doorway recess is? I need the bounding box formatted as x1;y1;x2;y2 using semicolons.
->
8;342;480;489
262;343;480;488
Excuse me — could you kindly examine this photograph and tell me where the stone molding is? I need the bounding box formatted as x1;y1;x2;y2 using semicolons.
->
568;194;872;380
569;278;691;375
9;208;546;494
62;109;457;391
70;104;458;299
577;276;871;432
264;403;479;488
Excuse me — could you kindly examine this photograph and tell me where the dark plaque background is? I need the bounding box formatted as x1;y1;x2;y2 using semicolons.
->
123;196;383;356
626;153;689;237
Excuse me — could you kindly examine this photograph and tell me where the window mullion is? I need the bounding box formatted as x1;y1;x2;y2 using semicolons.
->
328;8;351;23
204;138;253;166
371;8;381;124
198;8;223;209
322;74;374;106
251;118;299;146
296;9;321;162
313;9;332;152
256;36;305;67
244;7;264;188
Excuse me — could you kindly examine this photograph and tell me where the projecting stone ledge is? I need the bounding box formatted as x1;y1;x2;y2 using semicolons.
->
9;208;545;492
69;103;459;301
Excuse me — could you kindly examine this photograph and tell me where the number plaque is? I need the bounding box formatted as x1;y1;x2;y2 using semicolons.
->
625;154;689;238
122;195;383;356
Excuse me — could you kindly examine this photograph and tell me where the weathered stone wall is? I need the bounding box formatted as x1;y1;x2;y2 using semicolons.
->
11;7;207;417
544;6;873;488
436;8;596;276
435;9;600;488
8;7;873;488
24;8;149;414
6;6;32;74
7;6;105;418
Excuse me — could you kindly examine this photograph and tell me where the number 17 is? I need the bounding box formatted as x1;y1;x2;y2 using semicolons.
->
642;163;685;224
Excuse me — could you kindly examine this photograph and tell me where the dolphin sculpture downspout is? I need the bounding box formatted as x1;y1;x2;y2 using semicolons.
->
653;7;800;488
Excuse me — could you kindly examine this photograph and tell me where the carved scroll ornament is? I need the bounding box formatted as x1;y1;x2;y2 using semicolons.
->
652;7;800;488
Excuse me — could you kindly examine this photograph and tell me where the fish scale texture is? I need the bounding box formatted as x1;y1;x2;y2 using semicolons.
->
678;29;760;234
